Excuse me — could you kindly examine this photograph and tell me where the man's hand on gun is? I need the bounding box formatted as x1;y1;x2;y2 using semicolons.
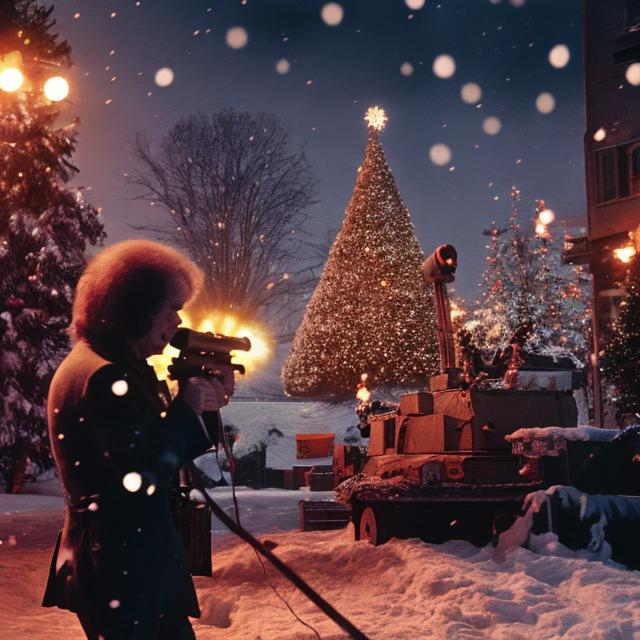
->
179;367;235;414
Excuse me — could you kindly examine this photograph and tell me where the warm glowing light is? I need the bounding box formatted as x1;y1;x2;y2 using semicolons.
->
460;82;482;104
510;0;526;6
154;67;174;87
614;244;637;264
626;63;640;86
321;3;343;26
548;44;570;69
356;373;371;403
449;300;466;323
226;27;248;49
429;143;452;166
405;0;425;9
433;54;456;79
538;208;555;225
364;106;388;131
536;92;556;114
0;67;23;92
43;76;69;101
148;310;271;382
535;222;547;237
593;127;606;142
482;116;502;135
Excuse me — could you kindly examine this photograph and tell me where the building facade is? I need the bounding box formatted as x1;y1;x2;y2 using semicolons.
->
565;0;640;425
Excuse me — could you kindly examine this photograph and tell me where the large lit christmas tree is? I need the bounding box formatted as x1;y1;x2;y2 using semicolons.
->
600;270;640;423
282;107;438;398
0;1;104;492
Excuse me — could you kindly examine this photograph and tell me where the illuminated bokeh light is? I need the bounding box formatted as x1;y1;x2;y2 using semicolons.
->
538;208;555;225
593;127;606;142
429;143;452;166
536;92;556;114
43;76;69;101
275;58;290;74
433;54;456;79
400;62;414;77
111;379;129;396
510;0;526;6
321;3;343;26
460;82;482;104
122;471;143;492
548;44;570;69
0;67;23;92
405;0;426;9
154;67;174;87
626;63;640;86
482;116;502;135
226;27;248;49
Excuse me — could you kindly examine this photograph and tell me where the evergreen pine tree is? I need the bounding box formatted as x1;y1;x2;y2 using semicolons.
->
600;272;640;423
282;107;438;398
0;1;105;492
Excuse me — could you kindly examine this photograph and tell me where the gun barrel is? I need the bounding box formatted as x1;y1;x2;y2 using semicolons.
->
170;328;251;353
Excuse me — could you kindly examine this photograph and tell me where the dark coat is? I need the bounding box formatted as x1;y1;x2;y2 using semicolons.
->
42;339;213;624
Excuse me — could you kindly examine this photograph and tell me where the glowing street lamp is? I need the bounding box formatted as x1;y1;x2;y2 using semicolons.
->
0;67;24;92
614;244;637;264
0;51;69;100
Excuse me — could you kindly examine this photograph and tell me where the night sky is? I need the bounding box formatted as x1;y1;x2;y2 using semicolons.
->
51;0;586;301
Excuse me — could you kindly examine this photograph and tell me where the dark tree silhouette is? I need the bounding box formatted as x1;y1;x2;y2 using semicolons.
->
131;109;318;327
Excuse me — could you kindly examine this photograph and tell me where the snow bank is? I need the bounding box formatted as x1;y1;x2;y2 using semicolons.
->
3;492;640;639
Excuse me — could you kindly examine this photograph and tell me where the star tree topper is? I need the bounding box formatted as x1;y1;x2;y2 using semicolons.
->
364;105;388;132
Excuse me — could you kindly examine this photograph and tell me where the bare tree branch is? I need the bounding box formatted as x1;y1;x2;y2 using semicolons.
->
129;109;320;326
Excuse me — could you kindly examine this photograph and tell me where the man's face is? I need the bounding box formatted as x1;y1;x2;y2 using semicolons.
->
132;279;190;358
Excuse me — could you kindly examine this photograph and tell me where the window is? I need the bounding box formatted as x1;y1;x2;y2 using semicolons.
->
595;139;640;203
628;143;640;194
626;0;640;31
597;148;617;202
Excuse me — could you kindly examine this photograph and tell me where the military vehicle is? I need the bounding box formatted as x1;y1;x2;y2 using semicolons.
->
335;244;591;546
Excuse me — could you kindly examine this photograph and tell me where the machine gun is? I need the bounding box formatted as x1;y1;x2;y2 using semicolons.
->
167;328;251;577
168;328;251;446
168;328;251;380
422;244;461;388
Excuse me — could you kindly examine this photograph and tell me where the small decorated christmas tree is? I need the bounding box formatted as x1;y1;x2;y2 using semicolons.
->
282;107;438;398
0;1;105;492
469;187;591;362
600;271;640;423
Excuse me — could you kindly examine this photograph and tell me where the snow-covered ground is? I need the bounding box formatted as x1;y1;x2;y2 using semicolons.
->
2;489;640;639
